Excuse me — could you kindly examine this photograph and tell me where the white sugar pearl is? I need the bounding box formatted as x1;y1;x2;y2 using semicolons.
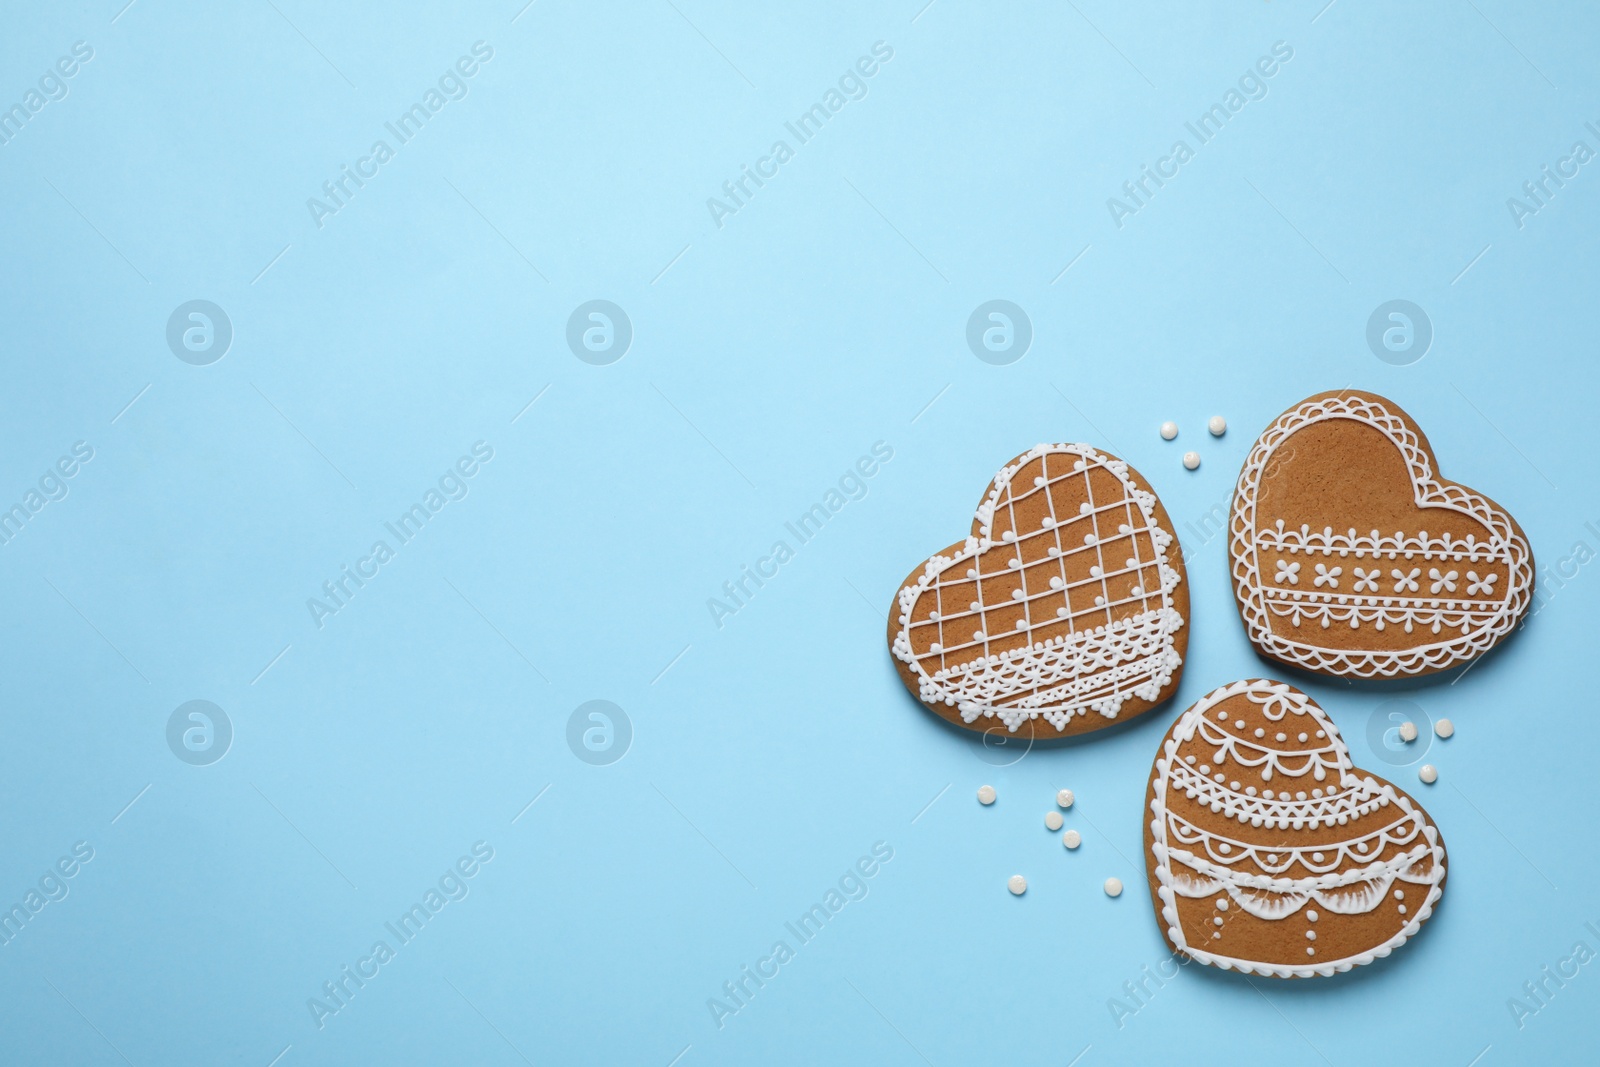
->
1419;764;1438;784
1182;451;1200;471
1062;830;1081;849
1160;421;1178;441
1057;789;1074;809
977;785;996;805
1104;877;1123;898
1208;415;1226;436
1399;722;1418;742
1045;811;1064;831
1435;718;1454;739
1008;874;1027;896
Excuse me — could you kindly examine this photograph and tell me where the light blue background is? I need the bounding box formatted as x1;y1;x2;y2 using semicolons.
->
2;1;1596;1063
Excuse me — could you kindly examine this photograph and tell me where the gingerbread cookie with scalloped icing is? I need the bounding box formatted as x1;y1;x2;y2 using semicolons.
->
887;443;1187;739
1145;679;1446;979
1229;390;1533;679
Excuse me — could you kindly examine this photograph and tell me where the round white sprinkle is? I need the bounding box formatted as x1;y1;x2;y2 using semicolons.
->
1182;451;1201;471
1208;415;1227;436
1104;877;1123;898
1419;764;1438;784
1305;930;1317;941
1160;421;1178;441
1008;875;1027;896
1056;789;1075;809
1435;718;1455;739
1045;811;1064;831
1399;721;1418;743
977;785;996;805
1062;830;1081;849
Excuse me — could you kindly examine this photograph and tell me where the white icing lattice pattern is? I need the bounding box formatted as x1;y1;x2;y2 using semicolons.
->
893;444;1183;732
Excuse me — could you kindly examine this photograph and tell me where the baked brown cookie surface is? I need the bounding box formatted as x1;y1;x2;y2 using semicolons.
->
1229;390;1533;679
1145;679;1446;979
888;443;1187;739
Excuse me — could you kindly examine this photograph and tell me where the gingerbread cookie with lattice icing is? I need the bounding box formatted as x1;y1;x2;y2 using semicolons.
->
1145;679;1446;979
888;443;1187;738
1229;390;1533;679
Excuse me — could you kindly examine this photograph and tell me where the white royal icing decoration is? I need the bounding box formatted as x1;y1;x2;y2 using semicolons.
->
1148;680;1446;979
893;444;1184;733
1230;394;1533;677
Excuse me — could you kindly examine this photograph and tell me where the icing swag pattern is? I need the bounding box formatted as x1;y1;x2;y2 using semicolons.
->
1147;680;1447;979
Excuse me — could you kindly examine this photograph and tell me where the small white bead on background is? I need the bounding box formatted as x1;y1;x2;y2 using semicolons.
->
1063;830;1081;849
1419;764;1438;784
1208;415;1226;436
1008;875;1027;896
1104;877;1123;897
1044;811;1064;831
977;785;996;805
1056;789;1074;808
1435;718;1454;739
1183;452;1200;471
1399;721;1418;742
1160;421;1178;441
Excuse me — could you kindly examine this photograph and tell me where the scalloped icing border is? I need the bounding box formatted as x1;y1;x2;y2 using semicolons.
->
1229;393;1534;678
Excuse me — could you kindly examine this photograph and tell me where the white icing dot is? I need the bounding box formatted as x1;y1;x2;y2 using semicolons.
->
1419;764;1438;784
1435;718;1455;739
1215;898;1229;911
1306;910;1318;922
1213;933;1221;940
1182;451;1200;471
1104;877;1123;897
1160;421;1178;441
1316;731;1325;738
1063;830;1081;849
1217;842;1231;854
1311;852;1324;863
1275;733;1287;742
1208;415;1226;436
1057;789;1075;808
1079;502;1092;515
977;785;996;805
1307;947;1315;956
1008;874;1027;896
1298;733;1308;742
1398;904;1407;914
1045;811;1064;831
1213;917;1223;927
1394;890;1405;900
1399;721;1418;743
1305;931;1316;941
1234;720;1246;729
1254;728;1265;738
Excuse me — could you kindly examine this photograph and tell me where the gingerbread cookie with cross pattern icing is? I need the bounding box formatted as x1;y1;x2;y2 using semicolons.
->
1229;390;1534;679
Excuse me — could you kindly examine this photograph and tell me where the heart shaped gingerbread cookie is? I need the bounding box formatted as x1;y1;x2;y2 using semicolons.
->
1145;679;1446;978
888;444;1187;738
1229;390;1533;678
